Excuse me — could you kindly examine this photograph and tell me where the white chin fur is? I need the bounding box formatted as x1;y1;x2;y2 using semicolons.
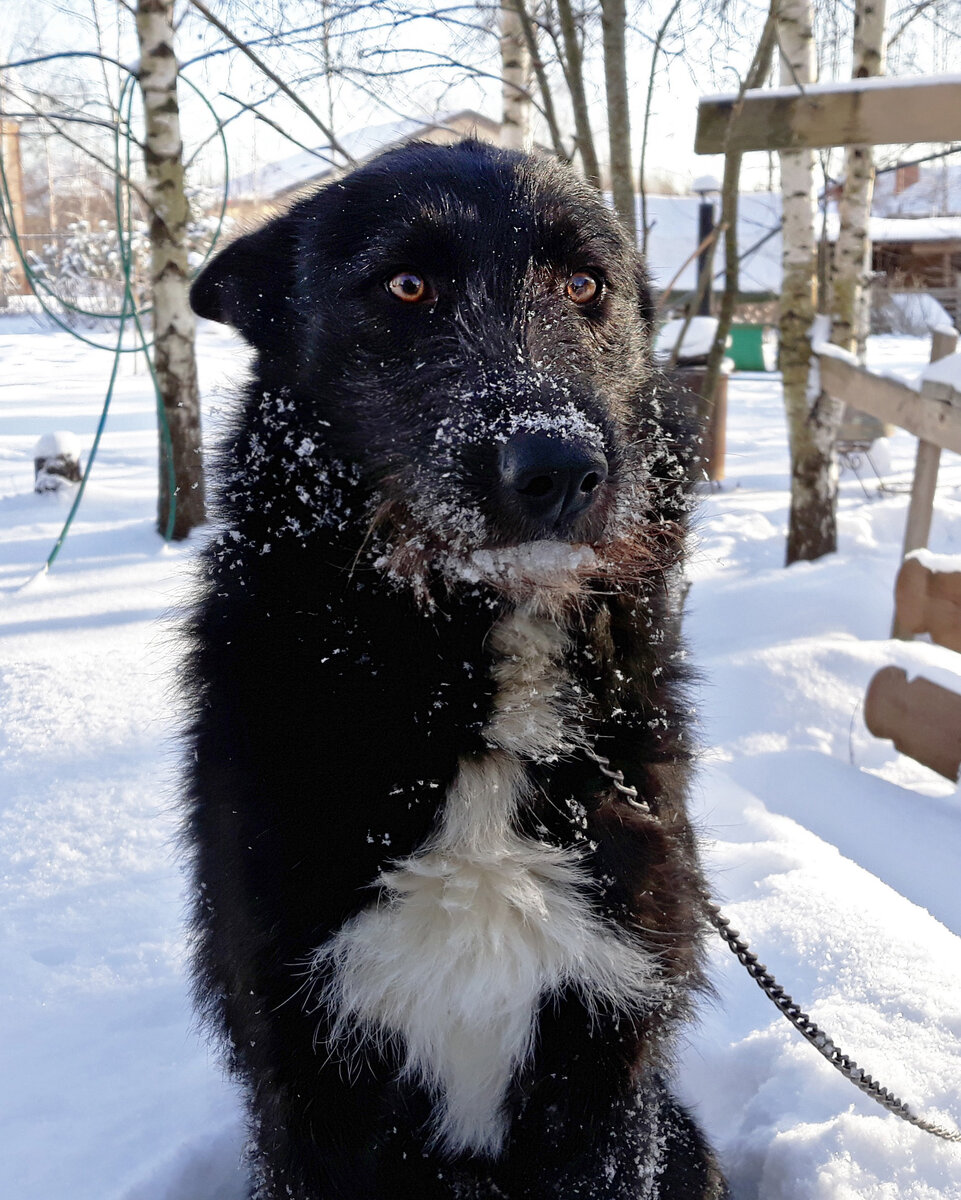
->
451;540;597;590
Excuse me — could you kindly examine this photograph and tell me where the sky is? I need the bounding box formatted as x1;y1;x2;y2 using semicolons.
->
2;0;959;209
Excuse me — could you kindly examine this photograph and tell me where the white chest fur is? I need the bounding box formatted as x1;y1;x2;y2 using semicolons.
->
312;606;659;1156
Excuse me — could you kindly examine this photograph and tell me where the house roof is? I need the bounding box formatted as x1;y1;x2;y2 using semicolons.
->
874;163;961;218
644;190;961;296
640;192;783;295
228;111;501;202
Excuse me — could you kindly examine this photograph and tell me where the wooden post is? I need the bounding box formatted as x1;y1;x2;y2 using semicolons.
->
0;118;29;302
893;326;959;637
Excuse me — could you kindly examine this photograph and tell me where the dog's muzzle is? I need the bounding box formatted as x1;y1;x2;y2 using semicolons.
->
498;431;609;534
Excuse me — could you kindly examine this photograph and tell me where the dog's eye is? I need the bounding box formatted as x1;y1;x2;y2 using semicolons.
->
566;272;601;306
387;271;432;304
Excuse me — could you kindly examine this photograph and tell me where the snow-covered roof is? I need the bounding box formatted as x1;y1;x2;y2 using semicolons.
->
645;191;961;296
229;111;500;202
875;163;961;218
641;192;783;295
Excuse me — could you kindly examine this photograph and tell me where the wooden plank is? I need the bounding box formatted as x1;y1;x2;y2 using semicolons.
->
695;77;961;155
892;328;958;637
894;556;961;653
901;327;958;559
818;353;961;455
909;242;961;257
900;441;942;555
864;667;961;781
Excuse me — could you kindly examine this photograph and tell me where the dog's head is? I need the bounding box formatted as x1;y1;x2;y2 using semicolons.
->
193;140;688;603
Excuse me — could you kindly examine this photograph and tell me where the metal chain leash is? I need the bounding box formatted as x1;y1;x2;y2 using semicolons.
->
706;905;961;1143
585;749;961;1144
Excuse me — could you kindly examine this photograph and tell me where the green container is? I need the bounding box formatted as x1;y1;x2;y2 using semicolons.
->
728;324;778;372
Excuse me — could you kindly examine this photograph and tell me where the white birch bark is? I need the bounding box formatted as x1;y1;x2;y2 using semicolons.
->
500;4;532;151
136;0;205;539
778;0;832;564
831;0;887;358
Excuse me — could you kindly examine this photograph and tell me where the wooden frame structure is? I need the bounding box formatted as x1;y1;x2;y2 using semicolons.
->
819;329;961;780
817;328;960;587
696;70;961;778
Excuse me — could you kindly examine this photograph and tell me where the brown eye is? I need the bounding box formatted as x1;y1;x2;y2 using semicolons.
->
566;271;601;306
387;271;430;303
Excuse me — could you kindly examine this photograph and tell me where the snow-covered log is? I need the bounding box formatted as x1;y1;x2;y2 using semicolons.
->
33;431;82;492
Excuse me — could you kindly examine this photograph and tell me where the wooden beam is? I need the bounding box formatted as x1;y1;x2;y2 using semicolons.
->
696;76;961;154
909;242;961;257
818;352;961;455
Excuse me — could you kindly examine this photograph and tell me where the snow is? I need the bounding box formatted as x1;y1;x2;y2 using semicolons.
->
881;293;955;338
2;324;961;1197
876;164;961;220
641;191;961;298
812;341;859;365
909;547;961;574
707;72;961;105
921;352;961;391
654;316;725;362
33;431;82;460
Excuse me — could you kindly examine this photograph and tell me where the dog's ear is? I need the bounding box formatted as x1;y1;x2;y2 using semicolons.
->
190;215;299;353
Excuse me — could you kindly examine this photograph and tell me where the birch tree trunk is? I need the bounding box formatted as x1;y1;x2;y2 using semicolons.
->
555;0;602;190
600;0;636;240
510;0;568;161
778;0;829;565
830;0;887;358
136;0;205;540
500;3;532;150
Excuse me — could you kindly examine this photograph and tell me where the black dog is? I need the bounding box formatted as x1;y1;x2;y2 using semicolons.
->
185;139;726;1199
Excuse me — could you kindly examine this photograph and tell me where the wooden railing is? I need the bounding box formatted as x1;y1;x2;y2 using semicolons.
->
818;328;961;779
818;326;960;612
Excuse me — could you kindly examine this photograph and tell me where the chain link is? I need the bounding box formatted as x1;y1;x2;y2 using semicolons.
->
589;750;961;1144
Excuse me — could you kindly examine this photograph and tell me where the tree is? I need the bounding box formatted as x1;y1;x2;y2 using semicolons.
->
830;0;887;358
600;0;635;239
500;3;532;149
136;0;205;540
776;0;825;566
701;5;778;426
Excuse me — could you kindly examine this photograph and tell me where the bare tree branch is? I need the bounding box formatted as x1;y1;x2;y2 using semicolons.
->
186;0;356;164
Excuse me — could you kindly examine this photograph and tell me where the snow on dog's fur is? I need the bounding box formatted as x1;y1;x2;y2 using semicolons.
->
184;140;727;1199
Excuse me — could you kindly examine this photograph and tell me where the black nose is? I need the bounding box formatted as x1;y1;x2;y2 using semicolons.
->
499;431;609;529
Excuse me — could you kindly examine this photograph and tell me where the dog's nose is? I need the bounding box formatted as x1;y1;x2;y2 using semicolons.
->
499;431;609;528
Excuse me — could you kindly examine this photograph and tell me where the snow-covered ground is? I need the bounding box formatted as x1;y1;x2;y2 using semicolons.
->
1;321;960;1198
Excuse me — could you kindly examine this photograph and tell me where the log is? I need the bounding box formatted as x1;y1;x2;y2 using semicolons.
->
895;557;961;654
864;666;961;781
34;431;82;493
